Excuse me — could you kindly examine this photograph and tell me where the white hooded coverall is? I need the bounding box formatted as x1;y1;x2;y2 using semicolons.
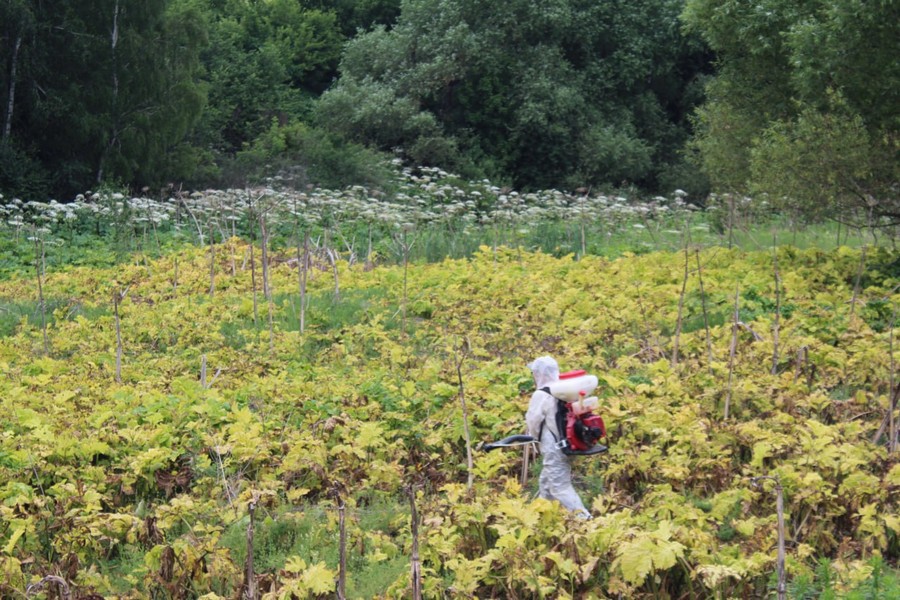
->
525;356;590;517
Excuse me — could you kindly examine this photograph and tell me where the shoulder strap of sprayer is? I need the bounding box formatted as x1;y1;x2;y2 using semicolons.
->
538;387;570;451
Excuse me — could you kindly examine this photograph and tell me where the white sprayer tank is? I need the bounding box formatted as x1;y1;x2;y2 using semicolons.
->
545;370;599;403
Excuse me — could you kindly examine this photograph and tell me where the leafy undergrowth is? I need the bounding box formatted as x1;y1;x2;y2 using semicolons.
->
0;243;898;598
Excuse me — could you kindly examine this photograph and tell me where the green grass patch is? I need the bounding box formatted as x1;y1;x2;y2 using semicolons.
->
0;297;108;338
220;501;408;598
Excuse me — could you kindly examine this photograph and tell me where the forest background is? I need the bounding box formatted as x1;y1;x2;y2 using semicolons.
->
1;0;897;232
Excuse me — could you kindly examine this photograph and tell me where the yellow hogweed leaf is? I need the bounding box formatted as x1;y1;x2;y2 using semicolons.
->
883;514;900;534
886;464;900;487
356;422;385;449
284;555;307;573
697;564;742;589
3;521;26;555
580;556;600;584
616;537;655;585
733;519;756;537
545;551;577;576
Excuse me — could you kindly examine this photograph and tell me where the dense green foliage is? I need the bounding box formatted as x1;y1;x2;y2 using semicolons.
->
1;0;897;229
0;0;208;198
1;0;713;199
683;0;899;225
318;0;712;191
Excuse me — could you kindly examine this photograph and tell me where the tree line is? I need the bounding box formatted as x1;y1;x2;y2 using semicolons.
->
1;0;896;228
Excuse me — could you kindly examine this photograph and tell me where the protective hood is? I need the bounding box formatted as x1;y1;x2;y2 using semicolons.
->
528;356;560;389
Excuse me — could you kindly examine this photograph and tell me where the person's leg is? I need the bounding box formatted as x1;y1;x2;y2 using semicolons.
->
541;444;589;516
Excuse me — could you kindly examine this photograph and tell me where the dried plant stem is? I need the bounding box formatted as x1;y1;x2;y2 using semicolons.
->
259;213;270;301
327;244;340;302
408;486;422;600
520;444;531;486
208;219;215;298
772;232;781;375
890;304;897;453
725;285;740;420
695;249;714;373
34;235;49;355
299;232;309;334
242;495;258;600
259;214;275;351
456;339;474;491
336;496;347;600
230;237;236;277
172;255;178;296
399;231;410;335
751;477;786;600
114;289;124;384
671;232;690;367
776;482;786;600
727;195;736;249
26;575;71;600
248;206;259;330
849;245;868;319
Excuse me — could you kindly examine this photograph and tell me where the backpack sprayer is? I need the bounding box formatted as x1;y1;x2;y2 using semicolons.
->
484;370;608;456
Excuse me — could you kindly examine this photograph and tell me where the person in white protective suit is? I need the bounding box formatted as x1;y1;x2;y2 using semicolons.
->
525;356;591;518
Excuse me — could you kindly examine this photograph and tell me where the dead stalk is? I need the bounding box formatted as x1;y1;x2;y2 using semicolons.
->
456;338;474;491
751;477;786;600
327;245;340;302
242;494;259;600
408;486;422;600
890;304;897;452
208;219;215;298
172;255;178;296
695;249;714;373
772;232;781;375
725;285;740;420
113;287;125;384
672;230;690;367
520;444;531;486
849;245;867;319
33;235;49;355
336;493;347;600
26;575;71;600
248;204;259;329
260;214;275;352
302;233;310;333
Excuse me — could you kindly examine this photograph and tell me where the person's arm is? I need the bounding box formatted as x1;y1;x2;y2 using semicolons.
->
525;391;549;439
